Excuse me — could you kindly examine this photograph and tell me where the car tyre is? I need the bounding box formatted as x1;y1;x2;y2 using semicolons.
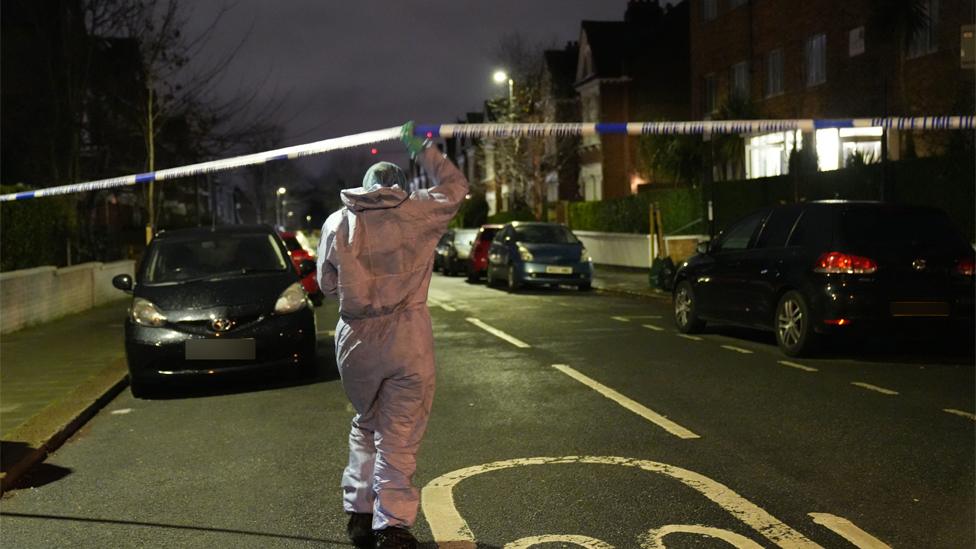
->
506;264;521;292
466;266;479;283
578;282;592;291
775;290;817;357
673;280;705;333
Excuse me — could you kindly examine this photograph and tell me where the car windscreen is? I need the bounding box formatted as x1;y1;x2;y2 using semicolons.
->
454;229;478;246
513;225;579;244
840;206;970;255
479;228;499;241
144;233;289;284
282;236;303;252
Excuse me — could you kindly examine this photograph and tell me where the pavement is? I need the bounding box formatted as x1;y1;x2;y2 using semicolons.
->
0;266;662;493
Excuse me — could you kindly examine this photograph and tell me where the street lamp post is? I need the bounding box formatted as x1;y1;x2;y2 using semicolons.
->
276;187;286;228
493;69;514;114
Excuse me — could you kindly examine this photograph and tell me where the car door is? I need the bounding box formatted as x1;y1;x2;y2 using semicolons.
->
745;205;803;328
487;226;511;279
698;210;768;323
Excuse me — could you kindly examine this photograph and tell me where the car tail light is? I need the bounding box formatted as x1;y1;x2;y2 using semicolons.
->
956;258;975;276
814;252;878;274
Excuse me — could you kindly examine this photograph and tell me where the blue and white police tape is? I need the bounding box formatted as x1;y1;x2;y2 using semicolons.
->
2;116;973;202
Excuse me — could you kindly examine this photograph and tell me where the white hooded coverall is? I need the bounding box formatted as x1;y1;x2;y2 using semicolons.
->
316;147;469;530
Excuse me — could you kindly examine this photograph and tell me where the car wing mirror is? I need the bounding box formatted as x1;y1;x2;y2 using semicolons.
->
298;259;316;277
696;241;711;255
112;274;133;292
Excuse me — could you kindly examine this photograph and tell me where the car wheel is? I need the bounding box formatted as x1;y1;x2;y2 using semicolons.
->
776;290;817;357
466;267;479;283
578;281;592;291
129;374;157;399
311;292;324;307
507;264;520;292
673;280;705;333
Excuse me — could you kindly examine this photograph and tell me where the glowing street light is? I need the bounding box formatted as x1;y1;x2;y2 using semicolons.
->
277;187;287;195
492;69;514;114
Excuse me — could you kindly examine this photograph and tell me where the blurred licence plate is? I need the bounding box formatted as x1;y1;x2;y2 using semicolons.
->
545;266;573;275
185;338;255;360
889;301;949;317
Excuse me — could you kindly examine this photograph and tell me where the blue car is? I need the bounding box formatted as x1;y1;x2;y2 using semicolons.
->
486;222;593;292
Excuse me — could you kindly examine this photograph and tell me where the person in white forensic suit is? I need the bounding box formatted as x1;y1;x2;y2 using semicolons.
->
316;121;469;549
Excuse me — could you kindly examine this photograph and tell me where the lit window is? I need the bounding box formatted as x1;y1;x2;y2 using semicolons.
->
908;0;940;58
745;131;802;179
730;61;749;100
816;128;840;171
765;49;784;97
702;0;718;21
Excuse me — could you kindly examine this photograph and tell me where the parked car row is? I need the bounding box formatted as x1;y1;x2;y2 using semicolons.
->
673;200;975;356
435;222;594;292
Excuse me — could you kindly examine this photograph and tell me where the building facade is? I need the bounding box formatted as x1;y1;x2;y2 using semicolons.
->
575;0;691;201
691;0;975;179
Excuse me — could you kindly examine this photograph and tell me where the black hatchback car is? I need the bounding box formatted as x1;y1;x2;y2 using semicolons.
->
673;201;975;356
113;225;317;397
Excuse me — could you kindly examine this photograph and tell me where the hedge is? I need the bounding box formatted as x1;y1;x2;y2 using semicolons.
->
1;184;78;271
567;186;703;235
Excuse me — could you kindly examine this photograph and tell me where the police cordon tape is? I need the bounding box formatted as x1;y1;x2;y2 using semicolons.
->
2;116;973;202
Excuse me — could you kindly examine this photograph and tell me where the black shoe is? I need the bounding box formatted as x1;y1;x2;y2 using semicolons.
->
374;526;417;549
347;513;375;547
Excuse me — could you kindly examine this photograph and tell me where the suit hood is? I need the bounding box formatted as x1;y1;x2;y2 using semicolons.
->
340;185;409;212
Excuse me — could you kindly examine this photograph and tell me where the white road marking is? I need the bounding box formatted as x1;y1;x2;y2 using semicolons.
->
316;330;335;336
642;324;665;332
613;315;663;322
611;316;630;322
720;344;754;354
851;382;899;396
428;297;457;312
809;513;891;548
778;360;818;372
0;404;22;413
640;524;764;548
552;364;699;439
943;408;976;421
677;334;703;341
506;535;613;549
421;456;820;548
110;408;133;415
465;318;531;348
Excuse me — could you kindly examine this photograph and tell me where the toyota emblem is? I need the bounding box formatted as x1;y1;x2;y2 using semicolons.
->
911;259;927;271
211;318;234;332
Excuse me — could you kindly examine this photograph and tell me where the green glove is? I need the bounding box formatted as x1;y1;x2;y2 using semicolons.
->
401;121;429;158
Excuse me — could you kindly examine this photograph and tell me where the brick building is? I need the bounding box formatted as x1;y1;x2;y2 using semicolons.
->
691;0;975;179
541;42;582;206
575;0;691;201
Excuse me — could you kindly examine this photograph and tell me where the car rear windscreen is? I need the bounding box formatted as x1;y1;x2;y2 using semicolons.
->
840;206;970;255
513;225;579;244
145;233;288;283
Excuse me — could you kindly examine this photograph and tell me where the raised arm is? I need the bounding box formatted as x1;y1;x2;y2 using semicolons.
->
315;212;341;298
402;122;470;228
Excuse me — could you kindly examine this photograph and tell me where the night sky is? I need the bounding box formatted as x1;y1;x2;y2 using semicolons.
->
186;1;640;153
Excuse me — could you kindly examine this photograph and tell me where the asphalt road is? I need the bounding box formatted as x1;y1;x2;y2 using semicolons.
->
1;274;973;548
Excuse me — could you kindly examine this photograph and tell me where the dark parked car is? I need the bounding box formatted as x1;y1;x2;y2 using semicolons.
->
435;228;479;276
113;225;318;397
487;221;594;292
279;230;323;306
466;224;503;282
672;201;975;356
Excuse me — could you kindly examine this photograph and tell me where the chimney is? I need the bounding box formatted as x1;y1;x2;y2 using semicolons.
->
624;0;662;24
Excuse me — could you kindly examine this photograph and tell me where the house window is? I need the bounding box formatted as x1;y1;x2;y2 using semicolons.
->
765;49;784;97
702;0;718;21
730;61;749;101
703;73;717;115
849;26;865;56
805;33;826;87
908;0;940;58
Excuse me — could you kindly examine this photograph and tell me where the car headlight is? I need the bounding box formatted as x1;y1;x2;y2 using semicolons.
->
274;282;307;314
580;247;592;262
131;297;167;327
518;245;534;262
